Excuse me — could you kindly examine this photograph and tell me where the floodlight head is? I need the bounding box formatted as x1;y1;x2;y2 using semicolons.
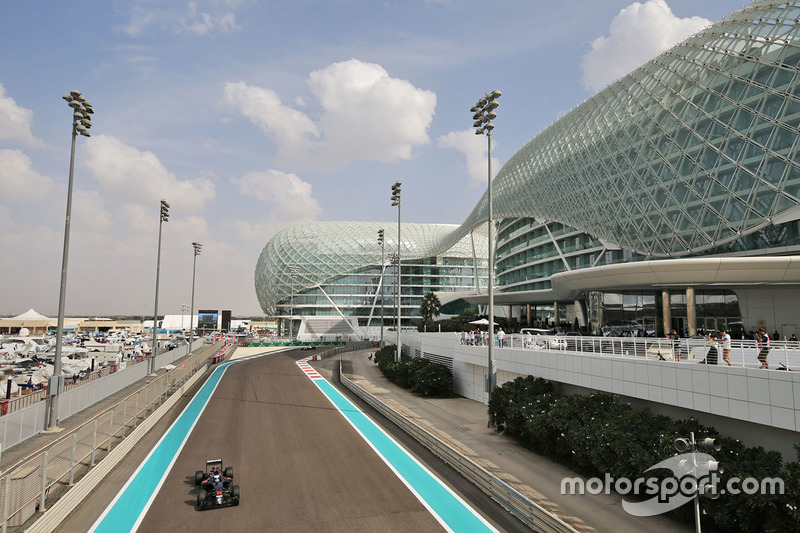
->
674;437;691;452
473;112;482;120
699;437;721;452
70;89;82;98
62;94;73;102
475;128;484;135
491;89;501;99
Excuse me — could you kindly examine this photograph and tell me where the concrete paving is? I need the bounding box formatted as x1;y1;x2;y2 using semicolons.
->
314;348;692;533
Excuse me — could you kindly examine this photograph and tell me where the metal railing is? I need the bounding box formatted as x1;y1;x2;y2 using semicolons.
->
0;342;231;532
338;359;577;533
479;334;800;370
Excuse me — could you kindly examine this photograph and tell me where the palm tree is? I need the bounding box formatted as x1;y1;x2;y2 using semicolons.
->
419;291;442;329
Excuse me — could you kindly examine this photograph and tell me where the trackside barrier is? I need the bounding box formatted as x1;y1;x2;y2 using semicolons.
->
0;342;235;532
338;360;578;533
25;355;213;533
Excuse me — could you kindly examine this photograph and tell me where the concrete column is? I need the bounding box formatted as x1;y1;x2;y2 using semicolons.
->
553;302;559;328
526;304;531;325
662;289;671;336
508;305;513;323
686;286;697;337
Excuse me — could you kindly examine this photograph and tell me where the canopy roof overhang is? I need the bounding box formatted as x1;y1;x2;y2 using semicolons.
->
444;256;800;306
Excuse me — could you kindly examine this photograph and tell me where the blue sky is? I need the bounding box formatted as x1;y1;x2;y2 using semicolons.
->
0;0;747;317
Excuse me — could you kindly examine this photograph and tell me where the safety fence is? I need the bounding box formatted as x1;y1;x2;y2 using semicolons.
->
0;342;206;453
338;359;578;533
1;344;198;417
0;341;232;532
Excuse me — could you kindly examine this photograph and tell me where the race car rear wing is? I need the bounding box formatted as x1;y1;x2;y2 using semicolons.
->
206;459;223;466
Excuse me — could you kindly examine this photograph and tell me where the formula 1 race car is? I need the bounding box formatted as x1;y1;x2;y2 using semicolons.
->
195;459;240;510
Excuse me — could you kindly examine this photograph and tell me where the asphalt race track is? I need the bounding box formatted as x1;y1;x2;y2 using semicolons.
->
87;350;466;532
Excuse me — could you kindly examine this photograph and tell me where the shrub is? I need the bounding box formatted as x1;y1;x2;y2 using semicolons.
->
412;363;453;397
374;345;454;397
489;376;800;532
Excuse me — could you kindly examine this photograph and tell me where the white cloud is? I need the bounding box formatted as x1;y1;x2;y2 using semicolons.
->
437;130;498;188
0;84;42;146
231;169;322;242
0;149;56;200
223;82;320;162
83;135;216;210
181;1;240;34
223;59;436;170
580;0;711;91
120;1;241;36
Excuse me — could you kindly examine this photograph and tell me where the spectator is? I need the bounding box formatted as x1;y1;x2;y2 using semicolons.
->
497;328;506;347
718;329;732;366
755;328;770;369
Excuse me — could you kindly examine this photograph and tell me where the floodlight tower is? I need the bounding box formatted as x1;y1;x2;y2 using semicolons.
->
378;228;385;348
391;182;402;362
150;200;169;374
471;89;501;425
48;90;94;430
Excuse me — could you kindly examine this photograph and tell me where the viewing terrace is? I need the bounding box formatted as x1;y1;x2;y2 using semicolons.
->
404;331;800;457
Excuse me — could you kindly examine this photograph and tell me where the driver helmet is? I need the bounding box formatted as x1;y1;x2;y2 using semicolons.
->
213;472;221;483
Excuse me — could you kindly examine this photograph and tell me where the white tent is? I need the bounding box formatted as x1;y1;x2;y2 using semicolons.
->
11;309;52;321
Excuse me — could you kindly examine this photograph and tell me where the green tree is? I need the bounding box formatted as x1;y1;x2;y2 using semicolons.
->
419;291;442;329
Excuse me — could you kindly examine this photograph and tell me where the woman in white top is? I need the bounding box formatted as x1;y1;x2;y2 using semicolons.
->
719;329;732;366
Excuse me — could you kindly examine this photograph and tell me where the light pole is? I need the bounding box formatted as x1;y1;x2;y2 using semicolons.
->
471;89;500;425
289;265;299;340
391;182;401;362
180;303;189;343
48;90;93;430
189;242;202;356
378;228;385;348
150;200;169;374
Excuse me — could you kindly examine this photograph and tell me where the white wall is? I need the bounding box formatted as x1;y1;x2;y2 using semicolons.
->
406;332;800;458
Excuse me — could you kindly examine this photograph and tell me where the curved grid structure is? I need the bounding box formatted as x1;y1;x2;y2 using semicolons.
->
254;221;488;317
456;0;800;257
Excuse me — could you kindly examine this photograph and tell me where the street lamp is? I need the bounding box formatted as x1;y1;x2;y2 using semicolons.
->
150;200;169;374
47;90;94;430
289;265;300;340
471;89;501;426
189;242;202;356
378;228;385;348
391;182;402;362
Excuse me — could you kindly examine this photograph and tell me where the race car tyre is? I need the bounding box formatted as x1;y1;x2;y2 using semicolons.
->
197;489;207;509
232;485;240;505
224;466;233;478
195;470;204;485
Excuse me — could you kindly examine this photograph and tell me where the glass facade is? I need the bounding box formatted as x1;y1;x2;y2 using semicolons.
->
254;222;488;337
456;0;800;260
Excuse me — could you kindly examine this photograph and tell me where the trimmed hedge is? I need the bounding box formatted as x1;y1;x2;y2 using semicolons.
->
373;345;453;397
489;376;800;532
